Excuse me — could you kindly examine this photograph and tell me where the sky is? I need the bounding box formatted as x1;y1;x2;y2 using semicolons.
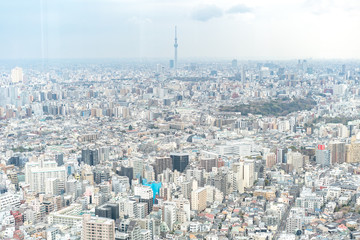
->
1;0;360;60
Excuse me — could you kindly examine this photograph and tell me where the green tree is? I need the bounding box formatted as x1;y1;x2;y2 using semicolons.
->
265;179;270;186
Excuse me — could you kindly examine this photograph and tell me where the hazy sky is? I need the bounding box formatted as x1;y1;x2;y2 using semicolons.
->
1;0;360;60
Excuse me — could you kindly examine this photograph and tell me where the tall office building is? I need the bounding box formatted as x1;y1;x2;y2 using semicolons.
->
119;166;134;185
241;66;246;82
316;145;331;167
95;203;119;221
82;214;115;240
169;60;174;69
81;149;99;166
55;154;64;166
329;141;346;164
170;153;189;173
231;59;238;68
11;67;23;83
276;148;285;164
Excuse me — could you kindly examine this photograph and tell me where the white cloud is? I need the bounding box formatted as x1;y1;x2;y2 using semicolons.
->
191;4;223;22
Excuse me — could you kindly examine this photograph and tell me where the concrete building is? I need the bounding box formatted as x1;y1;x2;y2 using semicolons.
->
0;193;21;211
25;161;66;193
329;141;346;164
11;67;23;83
233;160;255;193
316;145;331;167
191;187;207;211
346;140;360;163
286;150;303;173
82;214;115;240
266;152;276;168
170;153;189;173
163;202;177;231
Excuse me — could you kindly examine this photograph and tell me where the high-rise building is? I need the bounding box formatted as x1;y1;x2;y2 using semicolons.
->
95;203;119;221
212;172;228;195
286;215;302;234
25;161;66;193
134;185;153;214
93;166;111;184
200;158;217;172
152;157;173;179
137;218;156;239
81;149;99;166
233;160;255;193
276;148;285;164
45;178;60;195
170;153;189;173
132;159;144;178
99;147;110;162
190;187;207;211
134;185;153;199
231;59;238;68
329;141;346;164
112;176;130;193
266;152;276;168
346;140;360;163
55;154;64;166
286;150;303;173
11;67;23;83
174;198;191;222
316;145;331;167
82;214;115;240
119;166;134;185
169;60;174;69
163;202;177;231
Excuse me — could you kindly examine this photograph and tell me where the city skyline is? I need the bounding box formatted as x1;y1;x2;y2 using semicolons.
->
2;1;360;239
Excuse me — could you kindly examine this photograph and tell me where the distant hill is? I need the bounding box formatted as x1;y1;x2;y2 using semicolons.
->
219;98;316;117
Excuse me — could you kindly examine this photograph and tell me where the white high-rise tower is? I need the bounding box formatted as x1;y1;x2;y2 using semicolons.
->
11;67;23;83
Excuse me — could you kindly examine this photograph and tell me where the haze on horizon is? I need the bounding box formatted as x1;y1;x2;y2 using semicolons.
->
1;0;360;60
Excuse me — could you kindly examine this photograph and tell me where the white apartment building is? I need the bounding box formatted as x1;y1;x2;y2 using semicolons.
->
25;161;66;193
0;193;21;211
